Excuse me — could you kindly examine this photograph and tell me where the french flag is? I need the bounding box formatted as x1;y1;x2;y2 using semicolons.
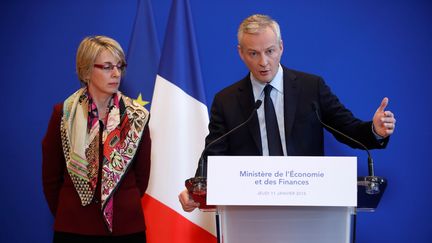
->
140;0;217;242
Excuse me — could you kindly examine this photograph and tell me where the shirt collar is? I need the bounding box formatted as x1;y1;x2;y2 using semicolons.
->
250;64;283;99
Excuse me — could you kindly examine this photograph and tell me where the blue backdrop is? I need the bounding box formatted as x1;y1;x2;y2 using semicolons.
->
1;0;431;242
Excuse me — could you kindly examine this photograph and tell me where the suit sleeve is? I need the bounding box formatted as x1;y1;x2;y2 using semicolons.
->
194;94;231;177
206;94;231;155
42;104;65;216
318;78;389;149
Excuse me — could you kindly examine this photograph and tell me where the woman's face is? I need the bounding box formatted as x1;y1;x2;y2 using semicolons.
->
87;50;123;97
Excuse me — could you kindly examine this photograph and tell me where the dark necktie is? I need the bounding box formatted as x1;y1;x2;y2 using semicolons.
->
264;84;283;156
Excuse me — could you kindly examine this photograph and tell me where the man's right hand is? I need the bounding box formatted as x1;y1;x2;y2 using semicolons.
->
178;188;200;212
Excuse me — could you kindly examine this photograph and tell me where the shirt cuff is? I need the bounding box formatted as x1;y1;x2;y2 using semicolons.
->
372;124;385;141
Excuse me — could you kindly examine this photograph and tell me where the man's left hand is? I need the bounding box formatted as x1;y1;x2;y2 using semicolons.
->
373;97;396;138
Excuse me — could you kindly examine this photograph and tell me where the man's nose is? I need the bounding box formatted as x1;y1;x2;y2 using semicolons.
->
258;55;268;66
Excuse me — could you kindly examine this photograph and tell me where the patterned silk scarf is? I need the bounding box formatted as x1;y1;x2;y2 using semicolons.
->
60;87;149;232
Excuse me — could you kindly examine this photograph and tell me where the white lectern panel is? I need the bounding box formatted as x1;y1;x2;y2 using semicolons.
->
207;156;356;243
218;206;352;243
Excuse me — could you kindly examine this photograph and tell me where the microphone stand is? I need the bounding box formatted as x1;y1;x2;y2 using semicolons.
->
185;100;262;211
312;102;387;243
312;102;382;195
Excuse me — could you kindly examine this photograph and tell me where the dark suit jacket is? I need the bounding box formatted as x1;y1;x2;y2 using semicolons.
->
198;66;388;176
42;103;151;236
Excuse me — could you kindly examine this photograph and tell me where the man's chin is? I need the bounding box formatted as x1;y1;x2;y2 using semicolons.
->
256;77;272;84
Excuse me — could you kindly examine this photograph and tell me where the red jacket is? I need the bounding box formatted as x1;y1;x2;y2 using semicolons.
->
42;104;151;235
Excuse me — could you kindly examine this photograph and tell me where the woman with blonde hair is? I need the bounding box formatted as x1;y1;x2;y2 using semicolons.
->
42;35;151;242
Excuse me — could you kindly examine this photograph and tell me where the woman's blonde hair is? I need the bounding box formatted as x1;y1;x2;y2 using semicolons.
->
76;35;126;84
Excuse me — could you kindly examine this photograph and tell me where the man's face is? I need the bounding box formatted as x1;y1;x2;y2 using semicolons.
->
238;26;283;83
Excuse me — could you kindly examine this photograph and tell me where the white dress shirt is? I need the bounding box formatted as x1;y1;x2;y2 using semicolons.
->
250;64;286;156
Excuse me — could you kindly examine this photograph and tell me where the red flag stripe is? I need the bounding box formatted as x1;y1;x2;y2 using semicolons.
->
142;194;217;243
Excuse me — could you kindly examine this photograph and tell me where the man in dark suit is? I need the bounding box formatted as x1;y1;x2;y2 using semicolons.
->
179;14;396;212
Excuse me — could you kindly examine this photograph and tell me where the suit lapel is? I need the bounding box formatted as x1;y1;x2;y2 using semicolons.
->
282;66;300;154
236;76;262;154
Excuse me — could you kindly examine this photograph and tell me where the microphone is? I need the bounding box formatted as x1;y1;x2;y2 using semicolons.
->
185;100;262;210
197;99;262;177
312;102;381;194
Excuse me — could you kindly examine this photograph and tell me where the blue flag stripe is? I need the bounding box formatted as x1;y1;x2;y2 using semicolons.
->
122;0;160;103
158;0;206;104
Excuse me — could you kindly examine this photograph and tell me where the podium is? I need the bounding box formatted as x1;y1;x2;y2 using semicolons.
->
205;156;385;243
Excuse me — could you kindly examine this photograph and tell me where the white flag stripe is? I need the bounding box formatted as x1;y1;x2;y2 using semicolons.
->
148;75;216;235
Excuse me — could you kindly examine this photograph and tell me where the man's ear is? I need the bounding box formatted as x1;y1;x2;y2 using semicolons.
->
279;39;284;54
